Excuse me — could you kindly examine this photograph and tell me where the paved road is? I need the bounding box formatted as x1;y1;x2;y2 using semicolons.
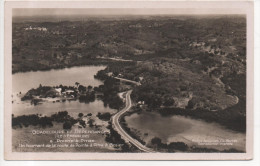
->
114;77;141;86
112;90;156;153
97;57;133;62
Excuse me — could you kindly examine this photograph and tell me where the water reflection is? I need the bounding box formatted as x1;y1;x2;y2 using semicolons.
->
12;66;106;94
125;111;246;151
12;65;116;117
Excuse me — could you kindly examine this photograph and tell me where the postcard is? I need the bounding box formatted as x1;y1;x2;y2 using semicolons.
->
4;0;254;160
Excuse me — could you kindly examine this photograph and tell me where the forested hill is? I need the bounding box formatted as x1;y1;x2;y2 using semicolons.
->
12;16;245;73
13;15;246;132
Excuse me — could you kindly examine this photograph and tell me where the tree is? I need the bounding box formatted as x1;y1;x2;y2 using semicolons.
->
78;113;84;118
93;87;99;92
187;98;197;109
63;121;72;130
97;112;111;121
79;120;86;128
78;85;86;92
87;85;93;91
151;137;162;145
179;85;187;91
168;142;188;151
75;82;80;87
163;98;174;107
58;111;68;117
113;71;119;77
88;119;94;127
53;52;57;58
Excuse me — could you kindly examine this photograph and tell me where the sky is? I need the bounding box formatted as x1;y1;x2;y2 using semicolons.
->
13;8;246;17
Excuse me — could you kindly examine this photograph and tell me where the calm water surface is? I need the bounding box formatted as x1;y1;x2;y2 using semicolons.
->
12;65;246;151
12;99;115;117
13;66;106;94
12;66;116;117
125;111;246;151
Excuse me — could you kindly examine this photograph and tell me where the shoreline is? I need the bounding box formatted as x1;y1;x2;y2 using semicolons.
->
12;58;136;74
12;62;109;74
121;110;245;153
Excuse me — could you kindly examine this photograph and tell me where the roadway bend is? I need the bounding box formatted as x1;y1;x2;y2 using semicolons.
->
112;90;156;153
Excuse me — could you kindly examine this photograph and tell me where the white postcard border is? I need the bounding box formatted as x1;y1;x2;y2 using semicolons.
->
4;0;254;160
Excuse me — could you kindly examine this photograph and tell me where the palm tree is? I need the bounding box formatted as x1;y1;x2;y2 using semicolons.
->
75;82;80;88
87;85;93;92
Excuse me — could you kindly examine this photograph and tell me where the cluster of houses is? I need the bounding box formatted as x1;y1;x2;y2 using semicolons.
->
52;84;98;100
189;41;206;47
41;88;73;99
24;26;47;32
51;51;83;64
129;22;163;28
107;72;122;78
189;41;226;56
134;48;154;55
106;71;144;83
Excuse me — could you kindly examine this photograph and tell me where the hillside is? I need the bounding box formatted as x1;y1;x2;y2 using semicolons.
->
12;15;246;131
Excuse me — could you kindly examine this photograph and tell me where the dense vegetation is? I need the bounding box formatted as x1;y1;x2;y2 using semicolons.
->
158;99;246;132
105;122;137;152
96;112;112;121
12;111;79;129
94;73;124;109
21;78;124;110
12;114;53;128
13;16;245;73
13;14;247;150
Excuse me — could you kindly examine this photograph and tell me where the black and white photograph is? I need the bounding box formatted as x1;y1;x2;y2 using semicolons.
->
3;0;254;160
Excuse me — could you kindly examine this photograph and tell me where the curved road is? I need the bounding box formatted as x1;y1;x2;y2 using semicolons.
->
112;90;156;153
